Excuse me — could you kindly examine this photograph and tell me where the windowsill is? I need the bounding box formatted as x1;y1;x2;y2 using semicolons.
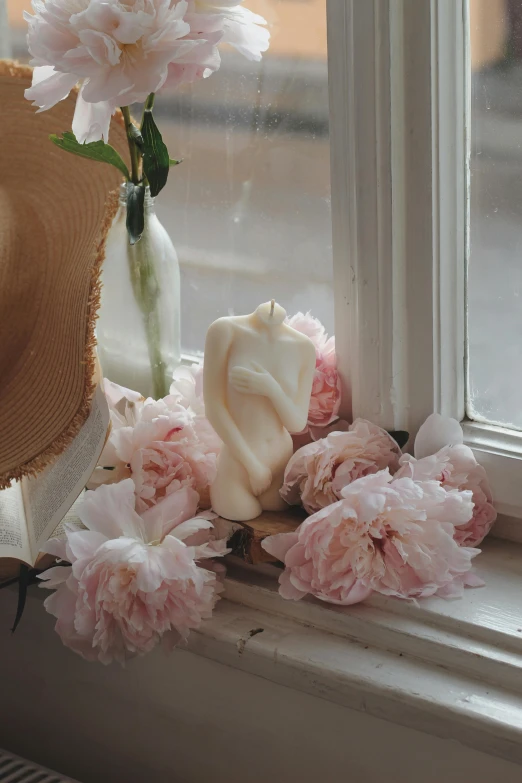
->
464;420;522;529
3;529;521;764
187;537;522;766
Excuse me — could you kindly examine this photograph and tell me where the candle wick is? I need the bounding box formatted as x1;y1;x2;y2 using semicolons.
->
270;299;275;318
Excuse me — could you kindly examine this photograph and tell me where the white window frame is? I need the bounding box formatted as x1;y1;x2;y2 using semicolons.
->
328;0;522;535
329;0;466;431
4;0;520;528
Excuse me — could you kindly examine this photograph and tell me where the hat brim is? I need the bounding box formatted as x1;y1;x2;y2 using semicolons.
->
0;62;129;488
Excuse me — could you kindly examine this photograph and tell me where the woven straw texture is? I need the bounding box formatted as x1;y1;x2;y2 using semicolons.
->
0;61;128;488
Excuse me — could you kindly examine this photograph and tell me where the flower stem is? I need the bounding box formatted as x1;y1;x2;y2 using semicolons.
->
127;212;168;399
144;303;168;399
121;105;140;184
122;95;167;398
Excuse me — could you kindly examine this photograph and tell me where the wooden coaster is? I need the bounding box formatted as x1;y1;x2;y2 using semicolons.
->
226;507;307;565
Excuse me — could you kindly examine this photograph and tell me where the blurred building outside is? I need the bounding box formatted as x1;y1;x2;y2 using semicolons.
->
468;0;522;428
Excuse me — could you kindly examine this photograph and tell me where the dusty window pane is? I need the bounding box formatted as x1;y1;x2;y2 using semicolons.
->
468;0;522;428
8;0;333;356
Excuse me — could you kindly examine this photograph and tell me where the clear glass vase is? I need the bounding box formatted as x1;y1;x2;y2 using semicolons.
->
97;183;181;399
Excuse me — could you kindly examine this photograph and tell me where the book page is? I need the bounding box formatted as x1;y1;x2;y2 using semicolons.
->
50;491;87;539
22;384;109;564
33;492;88;572
0;482;31;563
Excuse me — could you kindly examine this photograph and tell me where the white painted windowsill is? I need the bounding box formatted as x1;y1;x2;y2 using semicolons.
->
187;538;522;767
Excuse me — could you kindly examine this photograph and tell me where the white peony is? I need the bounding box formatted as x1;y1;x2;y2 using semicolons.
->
194;0;270;61
24;0;270;142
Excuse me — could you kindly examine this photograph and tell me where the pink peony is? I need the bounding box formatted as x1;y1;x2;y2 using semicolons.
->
130;431;218;512
286;312;341;430
286;311;328;348
112;393;218;510
39;480;230;664
281;419;402;514
395;413;497;547
88;379;145;489
25;0;212;142
24;0;269;142
413;412;464;459
163;1;224;90
170;365;205;416
170;365;221;456
90;380;219;511
308;336;342;428
111;393;193;459
263;470;482;605
396;446;497;547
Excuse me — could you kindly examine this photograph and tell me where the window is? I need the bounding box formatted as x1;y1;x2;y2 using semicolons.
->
327;0;522;529
5;0;522;528
465;0;522;524
155;1;333;355
7;0;334;356
468;0;522;430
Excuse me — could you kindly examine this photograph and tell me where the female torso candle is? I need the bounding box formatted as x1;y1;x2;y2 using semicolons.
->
204;301;316;521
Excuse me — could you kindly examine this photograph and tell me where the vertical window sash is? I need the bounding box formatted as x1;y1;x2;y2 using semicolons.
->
326;0;467;433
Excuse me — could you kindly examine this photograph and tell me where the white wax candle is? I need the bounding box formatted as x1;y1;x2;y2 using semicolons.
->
203;301;316;522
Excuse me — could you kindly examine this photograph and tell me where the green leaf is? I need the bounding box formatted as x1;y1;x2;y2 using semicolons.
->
388;430;410;450
141;110;170;197
169;158;183;166
126;182;145;245
50;131;130;181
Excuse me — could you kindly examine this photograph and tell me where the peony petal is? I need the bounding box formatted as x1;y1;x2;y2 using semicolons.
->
25;67;79;111
343;579;374;605
310;419;350;441
141;486;200;541
278;569;307;600
66;529;108;561
103;378;143;408
172;517;213;541
43;584;106;663
72;85;113;142
462;569;485;588
38;565;71;588
414;413;464;459
317;578;373;606
223;8;270;62
262;532;299;563
40;536;68;560
43;583;77;620
78;479;144;539
192;539;230;560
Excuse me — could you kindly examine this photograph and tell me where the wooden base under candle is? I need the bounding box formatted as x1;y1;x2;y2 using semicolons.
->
226;507;307;565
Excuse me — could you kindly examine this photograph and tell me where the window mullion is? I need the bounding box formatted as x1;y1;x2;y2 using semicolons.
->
327;0;467;434
327;0;395;429
431;0;468;422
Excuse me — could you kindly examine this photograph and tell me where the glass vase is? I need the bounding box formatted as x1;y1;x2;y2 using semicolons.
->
97;183;181;399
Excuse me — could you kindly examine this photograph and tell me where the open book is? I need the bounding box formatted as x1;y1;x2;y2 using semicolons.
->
0;384;109;580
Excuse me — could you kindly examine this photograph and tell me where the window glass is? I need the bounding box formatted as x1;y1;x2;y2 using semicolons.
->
7;0;333;356
468;0;522;428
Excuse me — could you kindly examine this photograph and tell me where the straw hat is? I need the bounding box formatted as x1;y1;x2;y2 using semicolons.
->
0;62;129;489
